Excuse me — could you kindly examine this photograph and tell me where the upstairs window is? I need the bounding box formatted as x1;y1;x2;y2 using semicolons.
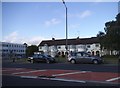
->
58;46;61;49
39;46;42;49
95;44;99;47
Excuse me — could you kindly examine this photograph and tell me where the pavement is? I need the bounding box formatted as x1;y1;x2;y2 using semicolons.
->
2;58;119;66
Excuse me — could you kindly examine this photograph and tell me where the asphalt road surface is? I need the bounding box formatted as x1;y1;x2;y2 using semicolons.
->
2;60;120;87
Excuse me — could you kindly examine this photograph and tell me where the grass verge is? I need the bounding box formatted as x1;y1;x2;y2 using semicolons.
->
103;57;119;64
55;57;67;63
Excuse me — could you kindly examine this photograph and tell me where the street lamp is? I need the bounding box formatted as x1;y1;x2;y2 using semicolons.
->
62;0;68;60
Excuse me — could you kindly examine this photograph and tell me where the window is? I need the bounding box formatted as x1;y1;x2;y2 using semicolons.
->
58;46;61;49
95;44;99;47
39;55;43;58
3;44;5;47
87;45;90;48
39;46;42;49
70;45;76;48
77;53;82;57
82;53;88;57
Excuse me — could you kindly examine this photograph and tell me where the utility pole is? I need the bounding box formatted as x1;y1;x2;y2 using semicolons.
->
62;0;68;61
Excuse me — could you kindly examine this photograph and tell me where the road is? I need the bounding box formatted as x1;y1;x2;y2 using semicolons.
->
2;60;120;87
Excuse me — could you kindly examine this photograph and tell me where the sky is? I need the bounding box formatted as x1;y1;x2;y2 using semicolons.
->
1;0;119;45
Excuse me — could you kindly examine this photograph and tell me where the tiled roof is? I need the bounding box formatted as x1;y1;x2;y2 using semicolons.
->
39;37;99;46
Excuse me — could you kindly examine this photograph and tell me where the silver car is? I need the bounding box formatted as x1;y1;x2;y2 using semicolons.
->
68;52;103;64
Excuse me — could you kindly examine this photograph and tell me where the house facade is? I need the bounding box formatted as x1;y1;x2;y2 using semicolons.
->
38;37;102;57
0;42;27;59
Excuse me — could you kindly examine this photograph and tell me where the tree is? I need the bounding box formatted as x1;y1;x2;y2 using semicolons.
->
104;13;120;51
97;13;120;55
97;31;105;50
26;45;38;57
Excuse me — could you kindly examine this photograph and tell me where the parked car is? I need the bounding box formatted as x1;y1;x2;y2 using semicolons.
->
33;54;56;64
27;57;33;62
68;52;103;64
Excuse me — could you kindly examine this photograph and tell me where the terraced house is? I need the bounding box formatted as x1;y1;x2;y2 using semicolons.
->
38;37;103;57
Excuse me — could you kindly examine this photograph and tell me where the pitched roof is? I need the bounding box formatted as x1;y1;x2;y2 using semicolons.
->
38;37;99;46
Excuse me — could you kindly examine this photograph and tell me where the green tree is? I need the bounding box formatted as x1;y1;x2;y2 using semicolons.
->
97;31;105;50
97;13;120;55
26;45;38;57
104;13;120;51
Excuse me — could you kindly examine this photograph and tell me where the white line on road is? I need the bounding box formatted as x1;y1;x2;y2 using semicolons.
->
2;68;24;71
12;70;47;75
106;77;120;82
20;76;38;79
52;71;87;77
20;76;86;83
45;78;86;83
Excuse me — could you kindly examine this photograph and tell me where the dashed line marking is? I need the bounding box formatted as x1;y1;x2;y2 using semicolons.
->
20;76;38;79
46;78;86;83
12;70;46;75
52;71;87;77
106;77;120;82
2;68;24;71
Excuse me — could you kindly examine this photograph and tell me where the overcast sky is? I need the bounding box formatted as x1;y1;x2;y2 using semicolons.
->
1;0;119;45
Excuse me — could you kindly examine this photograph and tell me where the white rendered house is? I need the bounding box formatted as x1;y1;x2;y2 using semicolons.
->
38;37;101;57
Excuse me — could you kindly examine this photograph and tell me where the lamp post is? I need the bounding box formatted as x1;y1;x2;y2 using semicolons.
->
62;0;68;60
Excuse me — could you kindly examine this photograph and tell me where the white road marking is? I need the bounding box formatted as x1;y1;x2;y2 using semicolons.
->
52;71;87;77
19;75;119;84
106;77;120;82
12;70;46;75
20;76;38;79
43;78;86;83
2;68;24;71
49;78;86;83
20;76;86;83
18;70;119;84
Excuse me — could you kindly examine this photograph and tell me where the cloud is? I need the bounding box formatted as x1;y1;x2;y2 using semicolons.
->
44;18;61;27
26;36;46;45
69;24;80;29
3;31;18;43
3;31;46;46
78;10;92;19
